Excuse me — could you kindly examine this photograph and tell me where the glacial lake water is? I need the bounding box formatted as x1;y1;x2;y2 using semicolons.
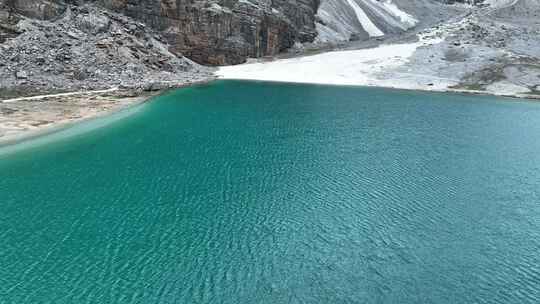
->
0;80;539;303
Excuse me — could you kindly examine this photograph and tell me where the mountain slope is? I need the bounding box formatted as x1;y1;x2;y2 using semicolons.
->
315;0;470;43
316;0;418;43
2;0;539;97
219;0;540;97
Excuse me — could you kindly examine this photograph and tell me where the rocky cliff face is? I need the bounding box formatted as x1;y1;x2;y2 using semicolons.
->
2;0;319;65
100;0;319;65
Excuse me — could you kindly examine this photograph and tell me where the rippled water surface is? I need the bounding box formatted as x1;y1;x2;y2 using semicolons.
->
1;80;539;303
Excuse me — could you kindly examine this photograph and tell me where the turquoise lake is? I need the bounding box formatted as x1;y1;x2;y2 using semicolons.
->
0;80;539;303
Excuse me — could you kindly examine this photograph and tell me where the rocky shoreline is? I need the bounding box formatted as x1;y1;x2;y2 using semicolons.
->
3;72;539;150
0;77;215;147
0;1;218;146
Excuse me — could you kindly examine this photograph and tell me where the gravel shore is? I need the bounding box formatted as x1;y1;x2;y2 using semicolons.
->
0;77;215;147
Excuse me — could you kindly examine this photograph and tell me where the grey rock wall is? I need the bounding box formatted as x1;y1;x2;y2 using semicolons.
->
2;0;319;65
98;0;319;65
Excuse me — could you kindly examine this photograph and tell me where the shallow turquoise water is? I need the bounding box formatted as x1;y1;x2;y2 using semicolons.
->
1;80;539;303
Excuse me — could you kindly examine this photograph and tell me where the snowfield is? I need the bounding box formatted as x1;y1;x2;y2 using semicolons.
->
217;36;447;90
346;0;384;37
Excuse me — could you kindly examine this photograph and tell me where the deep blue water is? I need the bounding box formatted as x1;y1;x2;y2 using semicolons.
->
0;80;539;303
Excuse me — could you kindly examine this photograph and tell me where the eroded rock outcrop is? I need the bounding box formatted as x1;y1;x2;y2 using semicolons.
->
100;0;319;65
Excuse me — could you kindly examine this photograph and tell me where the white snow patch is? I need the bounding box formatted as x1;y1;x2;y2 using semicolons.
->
237;0;259;7
380;0;418;27
206;3;232;14
361;0;417;30
217;36;446;90
345;0;384;37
